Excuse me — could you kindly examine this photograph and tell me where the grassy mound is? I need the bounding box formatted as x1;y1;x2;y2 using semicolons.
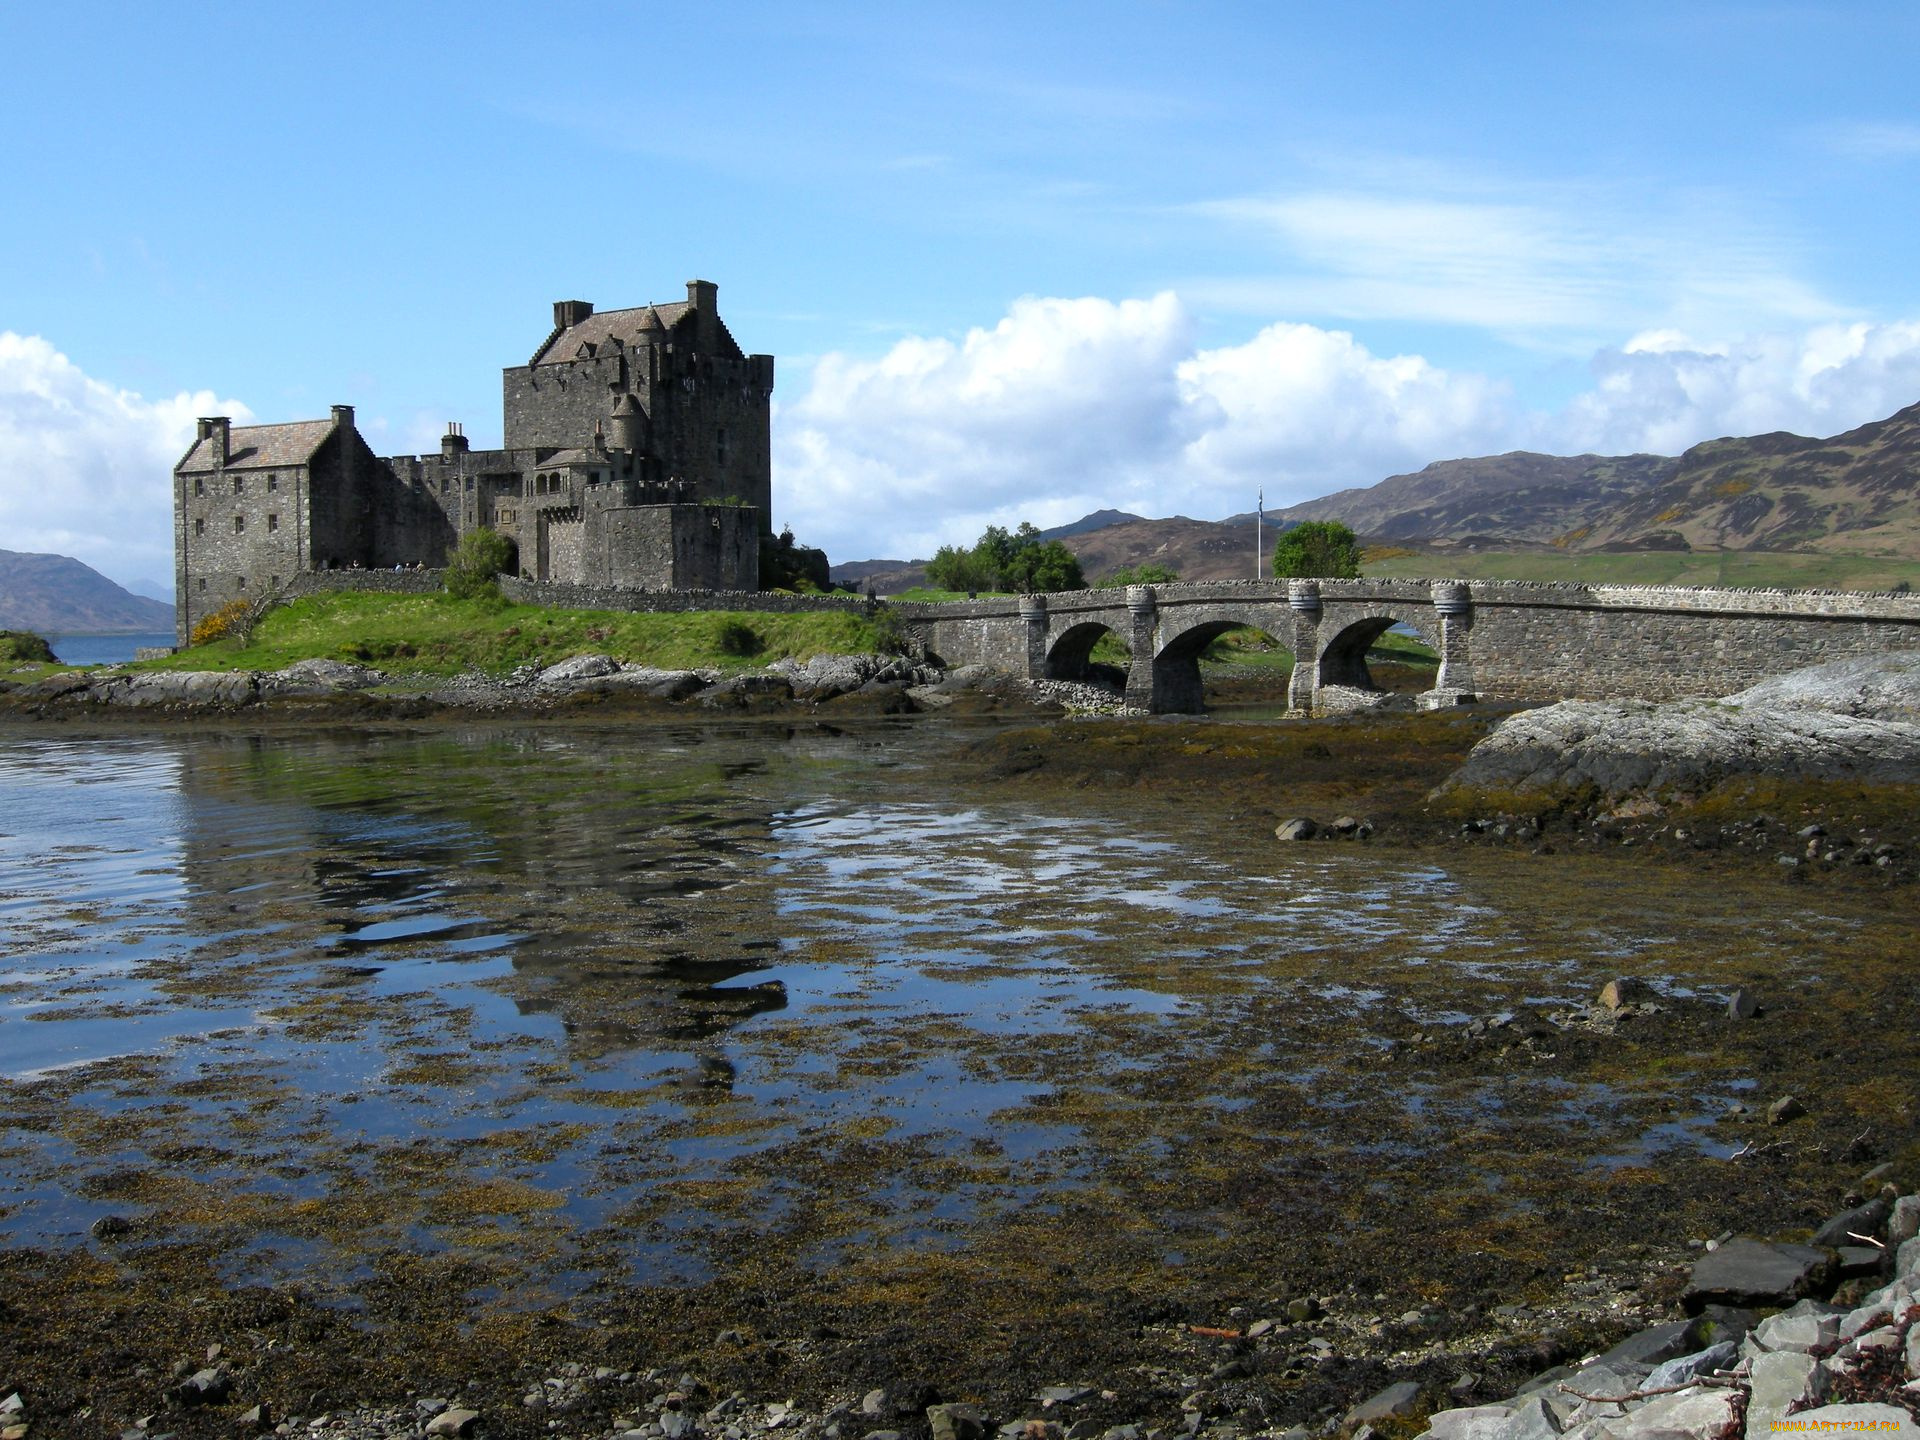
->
141;592;894;677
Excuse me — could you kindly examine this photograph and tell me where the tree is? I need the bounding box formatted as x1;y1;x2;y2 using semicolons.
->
1102;563;1179;587
445;527;513;600
1271;520;1361;579
924;522;1085;594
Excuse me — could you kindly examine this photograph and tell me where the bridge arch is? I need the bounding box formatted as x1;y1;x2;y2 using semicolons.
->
1146;605;1297;713
1044;619;1130;684
1316;605;1441;692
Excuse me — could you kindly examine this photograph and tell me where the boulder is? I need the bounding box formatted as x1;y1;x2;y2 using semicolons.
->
114;671;261;707
1743;1350;1825;1440
266;657;384;691
1615;1386;1737;1439
1644;1340;1736;1390
1345;1381;1422;1426
1889;1195;1920;1247
1812;1195;1891;1247
1752;1300;1843;1353
1683;1239;1830;1312
1597;977;1652;1011
600;668;709;701
1726;652;1920;722
537;653;620;684
1419;1406;1513;1440
927;1404;986;1440
1726;988;1760;1020
1590;1319;1703;1369
1274;818;1317;842
426;1411;481;1438
693;674;794;707
1767;1096;1806;1125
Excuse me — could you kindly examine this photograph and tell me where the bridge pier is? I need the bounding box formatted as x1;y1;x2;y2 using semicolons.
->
1020;594;1049;680
1430;581;1477;698
1285;581;1321;711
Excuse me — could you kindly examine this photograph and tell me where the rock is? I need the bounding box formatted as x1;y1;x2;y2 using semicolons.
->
1645;1340;1736;1389
1726;987;1760;1020
1328;815;1362;836
1753;1300;1844;1353
426;1412;481;1439
1421;1405;1513;1440
1899;1235;1920;1279
1493;1393;1559;1440
1597;977;1651;1011
1767;1095;1806;1125
89;1214;134;1239
267;657;384;691
1038;1388;1096;1407
601;667;709;701
1621;1386;1738;1437
1813;1195;1892;1247
1837;1245;1886;1279
1684;1239;1830;1311
238;1403;272;1430
1890;1195;1920;1247
1437;676;1920;802
928;1404;986;1440
175;1367;232;1405
1728;652;1920;722
1743;1350;1825;1440
1344;1382;1421;1426
113;671;261;708
1274;818;1317;842
1591;1319;1704;1369
693;674;794;707
537;653;620;684
862;1390;890;1417
1284;1296;1322;1322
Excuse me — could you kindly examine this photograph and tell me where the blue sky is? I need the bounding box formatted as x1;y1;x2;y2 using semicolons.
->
5;2;1920;589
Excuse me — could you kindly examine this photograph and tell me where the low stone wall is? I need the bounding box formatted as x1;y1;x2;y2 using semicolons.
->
285;569;444;597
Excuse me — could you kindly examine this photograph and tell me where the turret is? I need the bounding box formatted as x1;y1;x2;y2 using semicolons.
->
609;392;645;452
197;416;230;467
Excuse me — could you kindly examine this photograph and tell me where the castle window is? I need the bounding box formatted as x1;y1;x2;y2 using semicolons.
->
716;426;728;464
233;476;244;495
268;474;278;492
267;513;279;532
271;575;280;587
194;517;205;536
237;576;246;590
233;515;246;534
199;578;207;592
194;477;205;497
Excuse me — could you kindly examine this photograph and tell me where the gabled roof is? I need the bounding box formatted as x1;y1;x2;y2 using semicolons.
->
532;302;694;367
177;419;334;472
539;447;612;469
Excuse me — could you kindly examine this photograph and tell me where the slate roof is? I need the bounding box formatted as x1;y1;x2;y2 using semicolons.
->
177;419;334;472
533;302;694;366
539;447;612;468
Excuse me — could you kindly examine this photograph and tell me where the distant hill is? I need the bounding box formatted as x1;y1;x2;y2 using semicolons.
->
0;550;176;634
1037;509;1147;541
1274;401;1920;555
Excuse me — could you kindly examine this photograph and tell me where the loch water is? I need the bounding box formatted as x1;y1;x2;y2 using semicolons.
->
0;720;1903;1310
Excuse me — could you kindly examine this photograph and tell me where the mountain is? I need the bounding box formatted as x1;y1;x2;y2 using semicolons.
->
126;576;175;604
1573;402;1920;554
0;551;177;634
1273;401;1920;555
1037;509;1147;541
1272;452;1679;545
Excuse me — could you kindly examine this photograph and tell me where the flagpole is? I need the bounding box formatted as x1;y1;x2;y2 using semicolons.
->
1255;489;1263;580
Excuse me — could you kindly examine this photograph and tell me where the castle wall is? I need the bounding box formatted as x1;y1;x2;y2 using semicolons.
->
175;461;309;640
503;352;642;452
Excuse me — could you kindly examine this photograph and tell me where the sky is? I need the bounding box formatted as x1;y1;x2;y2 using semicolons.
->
5;2;1920;593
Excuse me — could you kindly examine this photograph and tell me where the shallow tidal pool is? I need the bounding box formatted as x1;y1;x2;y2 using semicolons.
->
0;719;1913;1330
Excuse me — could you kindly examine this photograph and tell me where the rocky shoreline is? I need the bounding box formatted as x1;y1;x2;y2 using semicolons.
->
7;1165;1915;1440
0;653;1144;723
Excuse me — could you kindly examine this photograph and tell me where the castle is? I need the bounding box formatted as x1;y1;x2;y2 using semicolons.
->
173;280;774;643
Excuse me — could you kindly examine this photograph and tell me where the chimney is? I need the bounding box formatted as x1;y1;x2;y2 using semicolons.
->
331;404;355;433
441;421;469;460
686;279;717;349
554;299;593;329
199;416;230;466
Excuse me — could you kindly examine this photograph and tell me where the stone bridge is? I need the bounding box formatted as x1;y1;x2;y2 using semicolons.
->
895;578;1920;713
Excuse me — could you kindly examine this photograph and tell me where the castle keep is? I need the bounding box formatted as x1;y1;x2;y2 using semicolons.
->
173;281;774;642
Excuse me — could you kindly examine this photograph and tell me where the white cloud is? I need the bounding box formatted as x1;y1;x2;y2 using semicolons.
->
1818;121;1920;160
0;332;249;589
1187;174;1845;346
776;296;1920;561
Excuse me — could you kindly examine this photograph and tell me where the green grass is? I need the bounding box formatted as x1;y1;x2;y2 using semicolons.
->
1363;548;1920;591
138;592;894;677
888;586;1016;602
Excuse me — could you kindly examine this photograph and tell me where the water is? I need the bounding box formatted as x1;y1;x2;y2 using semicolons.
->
0;721;1897;1308
45;631;175;665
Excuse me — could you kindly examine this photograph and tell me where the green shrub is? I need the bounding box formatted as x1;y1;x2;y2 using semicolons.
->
445;528;513;600
0;630;56;663
1272;520;1362;579
714;618;762;657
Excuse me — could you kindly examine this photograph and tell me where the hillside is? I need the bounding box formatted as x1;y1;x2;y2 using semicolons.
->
1573;400;1920;554
0;550;176;633
1273;452;1678;544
